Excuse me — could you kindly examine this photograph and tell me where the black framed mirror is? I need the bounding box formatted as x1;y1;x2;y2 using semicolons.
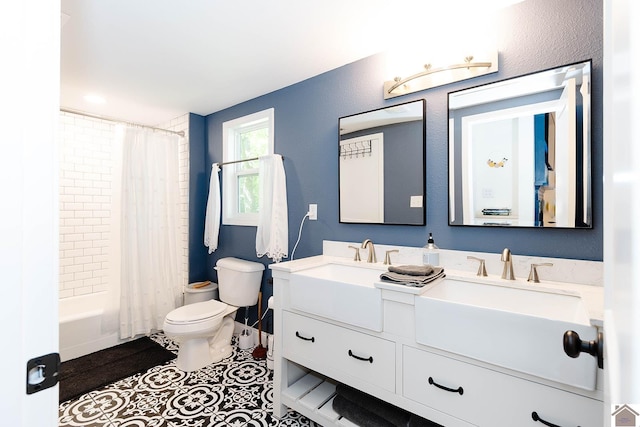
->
448;60;592;228
338;99;426;225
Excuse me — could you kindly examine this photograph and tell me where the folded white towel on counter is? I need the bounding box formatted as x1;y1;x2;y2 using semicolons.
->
204;163;221;254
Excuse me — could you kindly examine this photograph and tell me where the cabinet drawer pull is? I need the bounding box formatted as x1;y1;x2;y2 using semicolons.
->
428;377;464;395
348;349;373;363
295;331;315;342
531;412;567;427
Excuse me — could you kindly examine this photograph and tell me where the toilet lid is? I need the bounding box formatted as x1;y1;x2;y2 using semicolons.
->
165;299;226;324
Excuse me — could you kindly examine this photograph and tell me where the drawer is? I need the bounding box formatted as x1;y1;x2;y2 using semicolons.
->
403;346;493;424
491;373;603;427
403;346;603;427
283;310;395;392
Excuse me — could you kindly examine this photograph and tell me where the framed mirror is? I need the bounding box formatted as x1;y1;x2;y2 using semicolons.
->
339;99;425;225
448;60;592;228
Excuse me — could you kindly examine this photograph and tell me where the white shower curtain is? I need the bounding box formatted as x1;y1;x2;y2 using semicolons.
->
119;127;183;339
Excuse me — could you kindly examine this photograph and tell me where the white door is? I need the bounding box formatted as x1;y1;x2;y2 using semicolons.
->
0;0;60;425
603;0;640;417
339;133;385;223
554;78;577;228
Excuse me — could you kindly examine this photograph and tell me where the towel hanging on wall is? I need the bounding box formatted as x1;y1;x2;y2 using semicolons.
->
256;154;288;262
204;163;221;254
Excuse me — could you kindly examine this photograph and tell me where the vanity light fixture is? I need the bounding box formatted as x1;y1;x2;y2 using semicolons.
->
384;52;499;99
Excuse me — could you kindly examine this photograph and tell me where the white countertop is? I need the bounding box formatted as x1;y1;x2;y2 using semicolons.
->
270;252;604;327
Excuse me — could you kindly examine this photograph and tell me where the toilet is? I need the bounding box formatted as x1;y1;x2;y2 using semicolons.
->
163;257;264;372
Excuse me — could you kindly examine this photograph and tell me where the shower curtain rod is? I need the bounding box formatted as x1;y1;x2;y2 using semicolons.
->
60;108;186;137
217;155;285;167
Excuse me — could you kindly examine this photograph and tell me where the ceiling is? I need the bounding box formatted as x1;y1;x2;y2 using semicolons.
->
60;0;522;126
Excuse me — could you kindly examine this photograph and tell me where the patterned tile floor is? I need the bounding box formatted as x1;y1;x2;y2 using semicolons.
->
58;332;319;427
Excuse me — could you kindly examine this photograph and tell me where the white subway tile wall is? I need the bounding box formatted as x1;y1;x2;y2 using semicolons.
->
159;114;190;288
58;112;190;299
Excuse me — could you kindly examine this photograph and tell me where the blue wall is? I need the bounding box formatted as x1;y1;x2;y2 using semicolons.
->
188;113;209;282
189;0;603;325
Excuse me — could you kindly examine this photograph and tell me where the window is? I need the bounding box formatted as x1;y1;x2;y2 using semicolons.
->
222;108;274;226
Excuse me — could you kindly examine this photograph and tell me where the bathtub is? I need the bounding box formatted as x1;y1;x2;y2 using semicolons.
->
59;292;122;361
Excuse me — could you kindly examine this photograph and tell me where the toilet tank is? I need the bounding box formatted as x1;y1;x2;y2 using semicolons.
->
215;257;264;307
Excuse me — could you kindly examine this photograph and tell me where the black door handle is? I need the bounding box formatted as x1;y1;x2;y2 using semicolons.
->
563;330;603;369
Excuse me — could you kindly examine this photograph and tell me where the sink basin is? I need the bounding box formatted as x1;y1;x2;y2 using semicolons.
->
288;262;384;331
415;278;598;390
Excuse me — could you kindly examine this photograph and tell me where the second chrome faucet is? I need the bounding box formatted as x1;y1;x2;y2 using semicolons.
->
361;239;376;263
501;248;515;280
469;248;553;282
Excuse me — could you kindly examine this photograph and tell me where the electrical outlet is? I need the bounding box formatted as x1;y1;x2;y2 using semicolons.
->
308;204;317;220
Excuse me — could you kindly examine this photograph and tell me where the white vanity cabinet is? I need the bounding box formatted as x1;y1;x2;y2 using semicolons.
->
271;260;604;427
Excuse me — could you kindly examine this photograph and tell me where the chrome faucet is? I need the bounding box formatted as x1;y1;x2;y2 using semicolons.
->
527;262;553;283
361;239;377;263
384;249;399;265
467;256;488;277
348;245;361;261
500;248;515;280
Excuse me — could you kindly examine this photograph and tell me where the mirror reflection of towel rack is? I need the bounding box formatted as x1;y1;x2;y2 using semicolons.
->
340;139;372;159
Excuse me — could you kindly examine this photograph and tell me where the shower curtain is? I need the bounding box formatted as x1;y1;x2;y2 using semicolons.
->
118;127;183;339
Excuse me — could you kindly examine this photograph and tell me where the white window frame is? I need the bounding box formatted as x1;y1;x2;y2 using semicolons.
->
222;108;274;226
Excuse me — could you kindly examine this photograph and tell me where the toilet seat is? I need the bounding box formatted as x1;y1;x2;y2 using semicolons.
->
165;299;227;325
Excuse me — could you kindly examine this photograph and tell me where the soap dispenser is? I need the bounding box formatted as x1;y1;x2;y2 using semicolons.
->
422;233;440;266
